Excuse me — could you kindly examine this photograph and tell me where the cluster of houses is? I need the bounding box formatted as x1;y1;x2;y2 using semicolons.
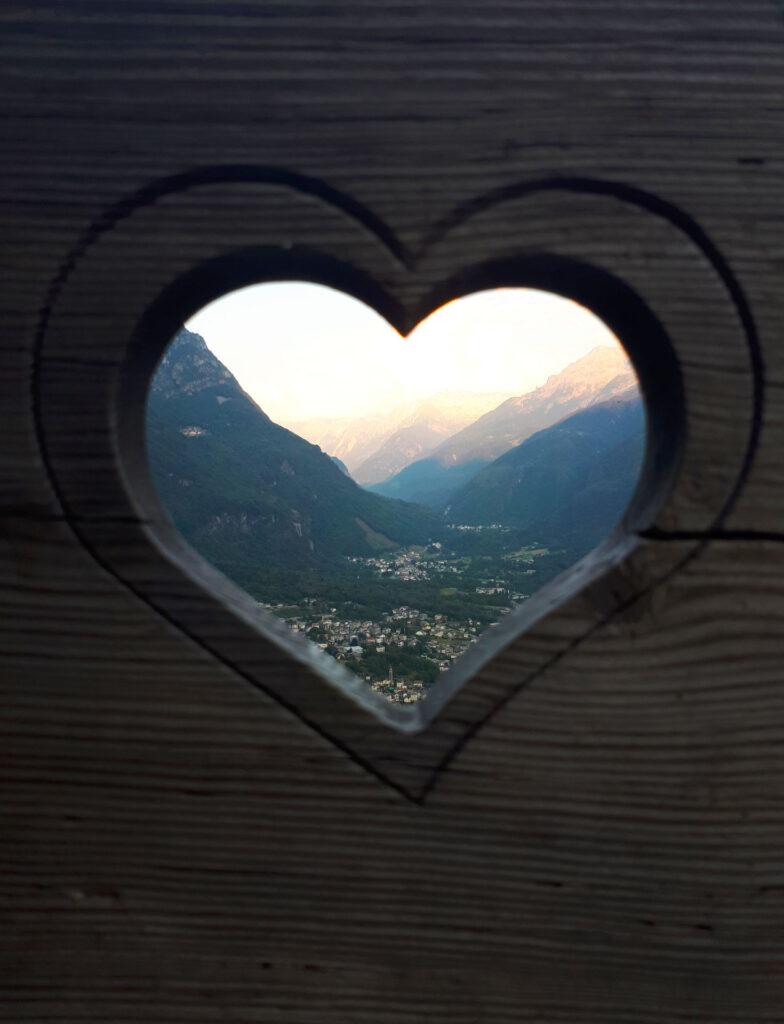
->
347;545;461;583
259;601;490;701
255;541;551;703
368;673;428;705
445;522;508;532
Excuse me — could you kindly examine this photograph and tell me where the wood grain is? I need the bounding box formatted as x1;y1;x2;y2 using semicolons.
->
3;538;784;1021
2;1;784;1020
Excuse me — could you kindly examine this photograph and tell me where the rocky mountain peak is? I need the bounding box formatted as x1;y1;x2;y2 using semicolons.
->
150;329;239;401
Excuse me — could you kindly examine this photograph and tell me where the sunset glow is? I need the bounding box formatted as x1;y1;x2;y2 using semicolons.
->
186;281;624;427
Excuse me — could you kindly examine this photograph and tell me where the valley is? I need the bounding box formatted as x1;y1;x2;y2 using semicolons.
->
258;537;563;703
147;325;644;705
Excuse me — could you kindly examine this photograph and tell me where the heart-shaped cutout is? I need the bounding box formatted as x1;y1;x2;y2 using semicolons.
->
145;282;644;709
34;171;753;800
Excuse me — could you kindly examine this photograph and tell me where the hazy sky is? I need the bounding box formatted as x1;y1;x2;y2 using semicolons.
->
186;282;623;425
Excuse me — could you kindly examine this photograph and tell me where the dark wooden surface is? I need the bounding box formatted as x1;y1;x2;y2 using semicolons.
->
2;3;784;1020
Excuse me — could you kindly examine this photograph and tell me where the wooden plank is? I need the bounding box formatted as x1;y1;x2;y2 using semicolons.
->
2;1;784;1020
2;540;784;1021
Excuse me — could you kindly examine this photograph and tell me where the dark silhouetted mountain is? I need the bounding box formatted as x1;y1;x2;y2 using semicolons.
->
372;346;636;508
330;456;350;476
446;390;645;555
146;330;439;590
370;455;488;509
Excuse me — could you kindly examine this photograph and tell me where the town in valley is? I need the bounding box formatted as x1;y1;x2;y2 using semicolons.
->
258;532;559;703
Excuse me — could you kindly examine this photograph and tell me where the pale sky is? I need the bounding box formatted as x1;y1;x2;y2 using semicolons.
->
186;282;623;425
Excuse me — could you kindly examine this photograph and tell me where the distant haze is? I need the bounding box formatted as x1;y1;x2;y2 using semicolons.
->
186;282;624;426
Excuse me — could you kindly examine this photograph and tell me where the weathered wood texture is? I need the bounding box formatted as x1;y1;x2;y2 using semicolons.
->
2;2;784;1021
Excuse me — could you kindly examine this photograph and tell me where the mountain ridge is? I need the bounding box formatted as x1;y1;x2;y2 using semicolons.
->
291;390;511;476
446;388;645;553
146;330;439;593
371;345;636;508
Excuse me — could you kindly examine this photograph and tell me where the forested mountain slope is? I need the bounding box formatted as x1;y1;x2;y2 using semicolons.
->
447;390;645;554
372;345;636;508
146;330;439;590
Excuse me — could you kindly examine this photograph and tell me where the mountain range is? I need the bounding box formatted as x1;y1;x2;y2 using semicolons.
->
290;390;510;478
370;345;636;508
147;331;644;614
446;388;645;553
146;330;438;592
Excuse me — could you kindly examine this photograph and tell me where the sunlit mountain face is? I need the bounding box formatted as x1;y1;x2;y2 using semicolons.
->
291;390;512;481
146;284;644;705
371;344;638;509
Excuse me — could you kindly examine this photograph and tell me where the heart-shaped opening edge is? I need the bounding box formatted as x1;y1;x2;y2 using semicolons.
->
116;246;684;733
